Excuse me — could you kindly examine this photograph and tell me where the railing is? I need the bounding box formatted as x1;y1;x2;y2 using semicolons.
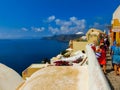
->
86;45;111;90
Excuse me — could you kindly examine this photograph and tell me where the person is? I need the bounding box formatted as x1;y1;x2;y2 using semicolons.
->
104;36;110;50
106;38;110;49
113;40;117;45
110;42;116;66
100;37;104;45
118;64;120;75
98;45;107;74
111;44;120;75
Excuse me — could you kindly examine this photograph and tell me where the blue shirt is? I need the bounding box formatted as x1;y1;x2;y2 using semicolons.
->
111;45;116;53
113;41;117;45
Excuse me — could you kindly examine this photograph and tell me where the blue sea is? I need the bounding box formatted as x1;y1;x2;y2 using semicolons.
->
0;39;68;75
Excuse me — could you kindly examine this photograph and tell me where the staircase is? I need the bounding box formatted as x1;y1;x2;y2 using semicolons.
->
106;50;112;70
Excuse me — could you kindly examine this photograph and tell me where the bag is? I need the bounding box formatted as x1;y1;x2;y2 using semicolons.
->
96;52;101;59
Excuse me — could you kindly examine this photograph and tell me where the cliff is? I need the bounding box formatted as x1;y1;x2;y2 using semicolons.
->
42;34;85;42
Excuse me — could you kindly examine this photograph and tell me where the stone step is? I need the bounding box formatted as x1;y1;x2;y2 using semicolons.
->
107;60;112;63
106;63;112;66
106;71;120;90
106;50;110;53
106;60;113;70
107;57;112;60
105;50;120;89
106;66;113;70
106;54;111;57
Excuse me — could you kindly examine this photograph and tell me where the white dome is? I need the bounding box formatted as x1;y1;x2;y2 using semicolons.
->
18;66;88;90
113;5;120;20
0;63;23;90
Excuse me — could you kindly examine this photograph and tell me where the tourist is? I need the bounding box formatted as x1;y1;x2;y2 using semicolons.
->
100;37;104;45
106;38;110;50
104;35;110;50
118;65;120;75
98;45;107;74
110;42;116;55
110;42;116;66
113;39;117;46
111;43;120;75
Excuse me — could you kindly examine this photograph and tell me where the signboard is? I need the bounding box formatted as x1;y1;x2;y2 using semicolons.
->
112;26;120;32
112;29;120;32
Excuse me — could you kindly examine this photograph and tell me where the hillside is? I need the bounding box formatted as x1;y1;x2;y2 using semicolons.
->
42;34;85;42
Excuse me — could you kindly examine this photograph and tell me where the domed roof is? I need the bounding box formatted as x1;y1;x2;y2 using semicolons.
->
86;28;104;36
113;5;120;20
18;66;88;90
0;63;23;90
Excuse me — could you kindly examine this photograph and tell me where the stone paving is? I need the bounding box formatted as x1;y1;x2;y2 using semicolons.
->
105;50;120;90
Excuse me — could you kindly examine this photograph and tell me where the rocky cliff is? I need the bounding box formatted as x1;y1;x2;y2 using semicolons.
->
42;34;85;42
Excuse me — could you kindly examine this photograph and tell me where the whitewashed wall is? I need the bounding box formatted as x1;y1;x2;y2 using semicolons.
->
86;45;111;90
0;63;23;90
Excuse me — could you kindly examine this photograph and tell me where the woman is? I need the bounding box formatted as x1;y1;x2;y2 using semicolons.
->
111;45;120;75
98;45;107;74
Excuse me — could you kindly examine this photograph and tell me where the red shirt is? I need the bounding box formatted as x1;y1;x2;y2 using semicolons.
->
91;46;96;52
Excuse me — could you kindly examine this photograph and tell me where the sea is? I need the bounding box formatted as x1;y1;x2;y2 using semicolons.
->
0;39;68;75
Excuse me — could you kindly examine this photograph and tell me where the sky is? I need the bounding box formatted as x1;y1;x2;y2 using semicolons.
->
0;0;120;39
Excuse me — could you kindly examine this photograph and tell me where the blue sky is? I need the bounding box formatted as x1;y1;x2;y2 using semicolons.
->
0;0;120;39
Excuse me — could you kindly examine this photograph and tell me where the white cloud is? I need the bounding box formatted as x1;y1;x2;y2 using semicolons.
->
89;22;108;30
60;26;69;34
70;16;77;21
76;32;84;34
48;15;55;22
55;19;72;26
21;16;86;35
48;17;86;34
48;26;59;34
31;27;45;32
21;27;28;31
55;19;61;25
93;22;101;28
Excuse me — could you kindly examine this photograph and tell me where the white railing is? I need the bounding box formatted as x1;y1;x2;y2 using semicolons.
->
86;45;111;90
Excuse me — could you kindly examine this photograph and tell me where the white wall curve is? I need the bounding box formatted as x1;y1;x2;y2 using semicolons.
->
86;45;111;90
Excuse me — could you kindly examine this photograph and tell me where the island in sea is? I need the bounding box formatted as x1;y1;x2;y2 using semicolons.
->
41;33;85;42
